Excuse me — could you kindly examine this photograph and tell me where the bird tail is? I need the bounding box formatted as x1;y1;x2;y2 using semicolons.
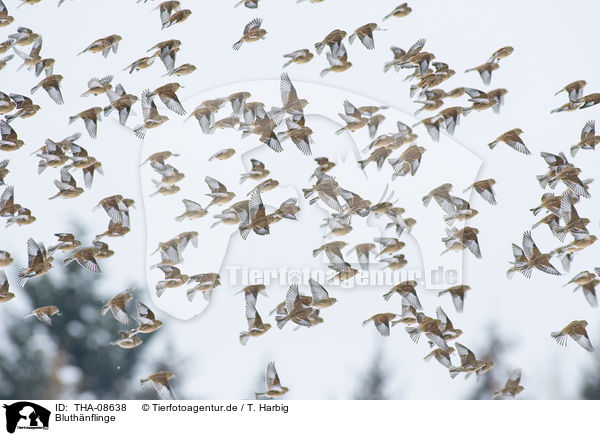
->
554;226;569;242
405;326;421;343
4;113;17;124
68;115;78;125
134;125;147;139
17;269;30;288
37;159;50;174
570;144;579;157
275;315;289;329
383;61;395;73
239;226;251;240
238;122;252;138
269;107;284;124
103;105;114;117
335;126;346;135
186;289;197;302
488;140;498;150
302;187;314;199
348;33;357;45
551;331;567;346
314;42;326;55
382;290;394;301
282;59;294;68
30;84;41;94
155;283;166;297
232;40;244;51
421;194;432;207
358;160;367;170
448;367;461;379
536;174;550;189
530;205;542;216
239;331;250;346
443;215;456;226
516;263;532;279
319;68;330;78
505;267;517;279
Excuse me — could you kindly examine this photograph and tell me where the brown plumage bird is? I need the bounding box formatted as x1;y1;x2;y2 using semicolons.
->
135;90;170;138
48;168;84;200
314;29;347;55
0;120;24;151
449;343;493;379
555;80;586;103
570;120;600;157
405;311;450;350
442;226;482;259
149;83;186;115
140;371;175;400
383;3;412;20
69;107;102;138
165;63;196;77
26;305;61;326
233;18;267;50
465;62;499;85
31;74;64;105
50;233;81;252
283;49;314;68
239;189;269;239
0;269;14;302
205;176;235;208
493;369;524;399
424;347;455;369
132;301;163;334
110;330;142;349
239;299;271;346
64;246;101;274
78;35;122;57
463;179;497;205
382;280;422;310
517;231;561;278
275;284;314;329
551;320;594;352
348;23;385;50
18;238;54;287
0;1;14;27
255;362;289;398
438;285;471;312
163;9;191;29
0;250;13;267
488;128;531;155
101;288;133;325
362;313;400;337
104;84;138;126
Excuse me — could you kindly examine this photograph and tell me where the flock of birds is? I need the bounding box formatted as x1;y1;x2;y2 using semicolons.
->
0;0;599;400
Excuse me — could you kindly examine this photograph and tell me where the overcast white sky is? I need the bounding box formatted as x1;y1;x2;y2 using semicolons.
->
1;0;600;400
